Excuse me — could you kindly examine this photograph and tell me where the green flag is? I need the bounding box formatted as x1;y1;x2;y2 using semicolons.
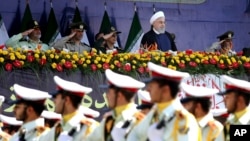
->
42;7;61;45
20;3;32;32
124;11;143;52
99;10;111;33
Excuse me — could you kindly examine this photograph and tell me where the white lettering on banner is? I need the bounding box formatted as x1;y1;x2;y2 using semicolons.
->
115;0;206;4
178;74;226;109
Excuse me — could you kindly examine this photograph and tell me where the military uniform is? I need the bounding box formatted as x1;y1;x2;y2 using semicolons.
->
217;75;250;141
52;36;91;53
87;69;145;141
5;33;49;51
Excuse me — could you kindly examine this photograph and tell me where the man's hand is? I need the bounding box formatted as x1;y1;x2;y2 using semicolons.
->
68;32;76;39
22;29;34;36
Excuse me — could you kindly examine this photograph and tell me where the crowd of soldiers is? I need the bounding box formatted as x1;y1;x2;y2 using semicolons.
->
0;61;249;141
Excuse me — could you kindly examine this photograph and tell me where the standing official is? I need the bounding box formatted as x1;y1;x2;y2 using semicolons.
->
140;11;177;51
87;69;145;141
39;76;98;141
9;84;51;141
217;75;250;141
127;62;200;141
180;83;224;141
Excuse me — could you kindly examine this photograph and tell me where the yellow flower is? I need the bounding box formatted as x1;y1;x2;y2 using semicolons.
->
83;64;87;67
7;47;13;52
185;57;190;62
219;59;224;64
46;50;51;54
34;54;39;59
241;56;247;61
124;55;129;60
21;55;26;60
238;60;242;65
87;56;91;59
83;51;88;56
102;58;106;62
34;49;40;54
80;58;85;62
42;55;46;59
120;58;124;62
195;58;200;64
50;54;54;59
97;64;102;68
55;55;59;59
227;59;232;65
72;60;75;64
92;48;97;53
96;57;101;61
190;54;195;59
154;56;159;61
132;65;136;69
65;54;71;59
61;59;66;64
94;60;99;64
51;63;57;69
20;61;24;65
86;60;91;64
175;59;180;64
0;57;4;63
73;64;77;68
10;55;15;60
72;54;78;60
110;64;115;69
142;63;147;67
132;60;137;64
181;60;185;64
105;59;110;63
2;50;8;55
246;58;250;63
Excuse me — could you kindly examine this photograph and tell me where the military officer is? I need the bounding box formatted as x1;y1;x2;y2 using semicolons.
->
51;22;92;53
86;69;145;141
180;83;224;141
41;110;62;128
39;76;99;141
0;114;23;141
5;20;49;51
217;75;250;141
127;62;200;141
136;89;154;115
9;84;51;141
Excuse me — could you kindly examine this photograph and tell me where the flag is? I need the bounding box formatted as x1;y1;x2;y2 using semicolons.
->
124;11;143;52
0;14;9;48
42;6;61;45
99;10;111;33
20;3;33;32
9;1;21;36
72;6;89;46
39;0;47;38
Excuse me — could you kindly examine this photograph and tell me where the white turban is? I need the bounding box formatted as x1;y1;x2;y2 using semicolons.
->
150;11;165;25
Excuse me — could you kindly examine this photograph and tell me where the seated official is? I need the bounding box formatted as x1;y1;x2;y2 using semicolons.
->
94;26;124;54
51;22;92;53
5;20;49;51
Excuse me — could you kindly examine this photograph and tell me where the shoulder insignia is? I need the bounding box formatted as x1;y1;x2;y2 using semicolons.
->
35;126;47;136
134;112;145;121
81;118;92;127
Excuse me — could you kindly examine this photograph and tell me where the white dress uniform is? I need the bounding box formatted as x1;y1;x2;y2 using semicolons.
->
38;76;99;141
217;75;250;141
8;84;51;141
87;69;145;141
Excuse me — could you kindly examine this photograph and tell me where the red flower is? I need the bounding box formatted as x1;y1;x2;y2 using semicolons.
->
243;62;250;69
27;55;35;63
123;63;131;72
178;63;185;69
103;63;110;70
189;61;197;67
161;61;167;66
5;63;12;71
209;58;217;65
185;49;193;55
56;64;63;72
13;60;22;68
77;60;83;65
202;60;209;65
39;58;47;66
137;66;144;74
64;61;72;69
91;64;97;71
115;61;122;68
232;62;239;69
218;64;226;69
237;51;243;56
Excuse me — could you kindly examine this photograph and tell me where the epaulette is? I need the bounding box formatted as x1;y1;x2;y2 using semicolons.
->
207;120;223;139
176;110;190;134
80;118;93;127
35;126;48;136
0;131;11;141
133;112;145;124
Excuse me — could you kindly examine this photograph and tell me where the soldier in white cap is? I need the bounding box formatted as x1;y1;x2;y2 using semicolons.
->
140;11;177;52
217;75;250;141
0;114;23;141
41;110;62;128
39;76;99;141
180;83;224;141
127;62;200;141
86;69;145;141
136;89;154;115
8;84;51;141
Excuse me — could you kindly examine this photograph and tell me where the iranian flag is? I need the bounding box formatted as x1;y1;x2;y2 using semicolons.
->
124;11;143;52
0;14;9;49
42;4;61;45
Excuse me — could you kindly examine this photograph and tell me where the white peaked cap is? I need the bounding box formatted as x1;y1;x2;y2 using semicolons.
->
137;90;152;104
218;75;250;95
13;84;51;102
211;108;228;117
0;95;5;106
79;106;100;118
105;69;145;92
147;62;190;82
41;110;62;120
53;76;93;97
0;114;23;126
180;83;219;98
150;11;165;25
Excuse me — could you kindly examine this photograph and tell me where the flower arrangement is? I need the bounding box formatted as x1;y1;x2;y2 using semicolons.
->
1;47;250;76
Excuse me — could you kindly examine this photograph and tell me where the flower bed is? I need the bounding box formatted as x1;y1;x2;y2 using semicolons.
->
1;48;250;76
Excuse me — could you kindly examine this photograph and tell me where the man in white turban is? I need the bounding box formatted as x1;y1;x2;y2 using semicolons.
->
140;11;177;52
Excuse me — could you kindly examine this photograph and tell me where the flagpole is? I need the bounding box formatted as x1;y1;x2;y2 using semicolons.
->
134;2;137;12
26;0;29;4
153;4;156;13
50;0;53;8
75;0;78;7
104;1;107;11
